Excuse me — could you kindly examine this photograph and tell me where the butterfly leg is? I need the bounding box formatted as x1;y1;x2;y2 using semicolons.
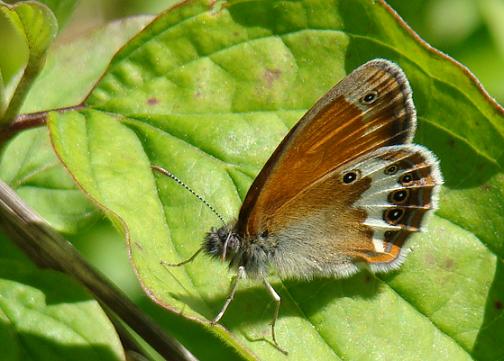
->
211;266;245;324
263;279;287;353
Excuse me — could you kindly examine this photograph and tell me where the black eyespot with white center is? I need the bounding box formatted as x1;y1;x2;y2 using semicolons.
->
400;173;414;185
342;170;360;184
360;90;379;105
260;230;269;239
385;164;399;175
384;208;404;224
389;189;410;204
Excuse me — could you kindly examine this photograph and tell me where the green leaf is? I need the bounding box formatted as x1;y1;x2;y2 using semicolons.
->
47;0;504;359
0;1;58;123
0;259;124;361
0;16;153;234
13;2;57;62
25;0;78;29
0;128;99;234
0;4;29;116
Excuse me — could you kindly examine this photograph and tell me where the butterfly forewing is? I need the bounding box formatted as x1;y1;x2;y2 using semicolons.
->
239;59;417;236
259;144;441;279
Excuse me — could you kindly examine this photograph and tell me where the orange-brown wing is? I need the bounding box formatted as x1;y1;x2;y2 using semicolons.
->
238;59;416;236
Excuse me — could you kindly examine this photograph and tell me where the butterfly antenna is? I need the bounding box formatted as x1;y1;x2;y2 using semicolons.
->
152;165;226;225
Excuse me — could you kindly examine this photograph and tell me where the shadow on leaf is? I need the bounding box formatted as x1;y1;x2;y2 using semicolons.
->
472;260;504;360
0;318;121;361
417;118;498;189
171;270;379;332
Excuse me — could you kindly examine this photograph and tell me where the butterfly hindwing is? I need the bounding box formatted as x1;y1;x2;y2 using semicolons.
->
263;145;442;279
351;145;442;271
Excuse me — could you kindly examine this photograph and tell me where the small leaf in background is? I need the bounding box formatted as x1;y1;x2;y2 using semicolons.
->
0;260;125;361
0;1;57;123
28;0;78;29
0;4;29;116
48;0;504;359
13;2;58;63
3;0;78;30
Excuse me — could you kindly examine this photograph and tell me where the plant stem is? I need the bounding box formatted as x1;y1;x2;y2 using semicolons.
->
0;180;197;361
1;58;43;126
0;104;83;144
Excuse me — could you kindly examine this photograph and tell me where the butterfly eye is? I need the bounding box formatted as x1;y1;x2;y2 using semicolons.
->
260;230;269;239
384;208;404;224
342;170;360;184
360;90;379;105
385;164;399;175
389;189;410;204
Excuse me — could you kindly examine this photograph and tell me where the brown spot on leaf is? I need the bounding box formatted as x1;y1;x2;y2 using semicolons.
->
364;274;371;283
444;258;455;270
480;183;492;191
147;97;159;106
447;139;456;147
194;89;203;98
424;254;436;265
495;300;503;310
263;68;282;88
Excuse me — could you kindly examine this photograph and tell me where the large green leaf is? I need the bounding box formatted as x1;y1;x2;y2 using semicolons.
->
48;0;504;359
0;256;124;361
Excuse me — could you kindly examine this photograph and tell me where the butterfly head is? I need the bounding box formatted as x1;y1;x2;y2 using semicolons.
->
203;224;241;262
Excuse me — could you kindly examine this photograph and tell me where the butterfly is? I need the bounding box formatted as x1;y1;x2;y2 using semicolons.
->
156;58;443;353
